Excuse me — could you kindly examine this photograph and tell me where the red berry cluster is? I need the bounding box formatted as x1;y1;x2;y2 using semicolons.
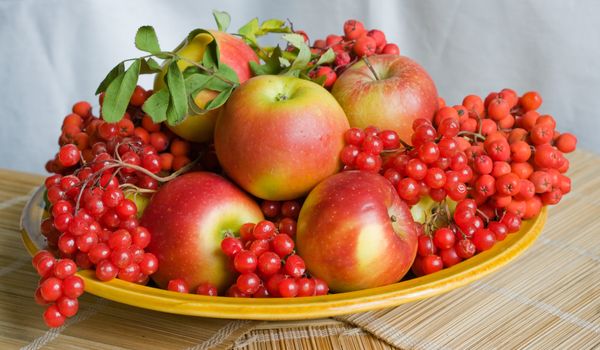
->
47;86;200;177
340;89;576;276
32;251;84;327
36;86;214;327
220;220;329;298
340;126;401;172
307;19;400;89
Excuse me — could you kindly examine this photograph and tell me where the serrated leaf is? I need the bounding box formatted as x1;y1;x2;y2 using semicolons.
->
142;88;169;123
250;46;284;75
204;87;234;110
165;60;187;125
216;63;240;85
135;26;161;54
238;18;259;47
95;62;125;95
282;33;311;75
212;10;231;32
185;74;214;95
316;48;336;66
140;57;162;74
101;59;141;122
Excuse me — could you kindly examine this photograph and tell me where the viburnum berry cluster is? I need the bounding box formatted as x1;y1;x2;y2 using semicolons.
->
307;19;400;88
36;85;212;326
219;219;329;298
32;251;84;327
340;89;576;276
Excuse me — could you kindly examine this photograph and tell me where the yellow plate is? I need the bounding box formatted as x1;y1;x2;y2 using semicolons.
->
21;185;546;320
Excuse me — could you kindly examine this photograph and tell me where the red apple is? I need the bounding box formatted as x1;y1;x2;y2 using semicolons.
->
296;171;418;292
214;75;350;201
141;172;263;293
154;30;259;142
331;54;439;143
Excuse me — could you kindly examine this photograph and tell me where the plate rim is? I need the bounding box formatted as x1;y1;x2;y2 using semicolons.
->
21;185;547;320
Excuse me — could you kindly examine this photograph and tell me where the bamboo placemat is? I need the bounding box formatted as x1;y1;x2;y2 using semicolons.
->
1;150;599;349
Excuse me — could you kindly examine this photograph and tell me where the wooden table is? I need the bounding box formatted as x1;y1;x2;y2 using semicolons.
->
1;150;599;350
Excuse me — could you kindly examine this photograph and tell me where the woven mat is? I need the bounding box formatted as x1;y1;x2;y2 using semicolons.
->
1;150;599;349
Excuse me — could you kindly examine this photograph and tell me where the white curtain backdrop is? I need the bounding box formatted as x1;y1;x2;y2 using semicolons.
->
1;0;598;174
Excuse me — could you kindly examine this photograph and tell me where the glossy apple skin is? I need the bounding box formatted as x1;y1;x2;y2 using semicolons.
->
154;30;259;142
214;75;350;201
141;172;263;293
331;54;439;144
296;171;418;292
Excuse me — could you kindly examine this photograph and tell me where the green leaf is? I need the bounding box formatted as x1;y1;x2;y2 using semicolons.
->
95;62;125;95
185;74;214;95
316;48;336;66
142;88;169;123
238;18;259;47
135;26;161;54
282;33;311;75
204;87;234;110
140;57;162;74
165;60;187;125
101;59;141;122
212;10;231;32
250;46;283;76
216;63;240;85
257;19;288;35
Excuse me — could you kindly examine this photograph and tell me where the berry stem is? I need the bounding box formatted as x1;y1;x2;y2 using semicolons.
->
457;130;486;142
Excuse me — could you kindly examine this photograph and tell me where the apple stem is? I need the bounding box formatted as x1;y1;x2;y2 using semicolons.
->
362;56;380;81
390;215;397;222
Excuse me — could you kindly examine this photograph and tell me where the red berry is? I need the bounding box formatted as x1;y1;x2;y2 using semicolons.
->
278;278;299;297
96;260;118;281
281;201;301;219
272;233;295;258
258;251;282;277
421;255;443;275
56;296;79;318
433;228;456;250
313;278;329;296
455;239;476;259
139;253;159;275
167;279;189;293
62;275;84;298
58;144;81;167
233;250;257;273
43;304;66;328
53;259;77;279
221;237;243;257
40;277;63;302
296;277;316;297
381;43;399;55
343;19;366;40
284;254;306;278
196;282;218;296
252;220;277;240
353;36;377;57
236;272;261;294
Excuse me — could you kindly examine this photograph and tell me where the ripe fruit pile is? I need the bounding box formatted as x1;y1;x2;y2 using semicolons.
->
340;89;576;275
308;19;400;88
29;12;577;328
